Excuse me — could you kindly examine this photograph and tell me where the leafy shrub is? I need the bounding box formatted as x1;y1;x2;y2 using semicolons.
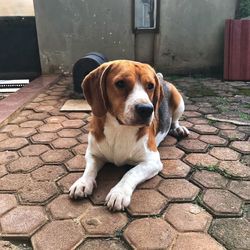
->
237;0;250;18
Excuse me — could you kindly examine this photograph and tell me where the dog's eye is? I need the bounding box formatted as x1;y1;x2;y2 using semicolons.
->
147;83;155;90
115;80;126;89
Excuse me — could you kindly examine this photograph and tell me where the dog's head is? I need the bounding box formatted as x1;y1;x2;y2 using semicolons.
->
83;60;163;126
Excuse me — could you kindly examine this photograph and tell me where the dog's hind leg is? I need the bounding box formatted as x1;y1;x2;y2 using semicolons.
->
169;84;189;138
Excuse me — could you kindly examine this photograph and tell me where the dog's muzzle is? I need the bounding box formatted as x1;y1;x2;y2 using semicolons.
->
135;103;153;124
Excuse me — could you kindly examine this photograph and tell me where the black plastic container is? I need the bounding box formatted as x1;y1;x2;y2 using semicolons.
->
72;52;108;94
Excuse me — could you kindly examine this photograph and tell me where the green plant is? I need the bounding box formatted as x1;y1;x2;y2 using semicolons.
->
195;164;219;172
236;88;250;96
237;0;250;19
239;112;250;121
208;119;216;125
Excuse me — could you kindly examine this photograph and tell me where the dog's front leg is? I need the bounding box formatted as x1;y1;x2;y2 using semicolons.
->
105;155;163;211
69;152;104;199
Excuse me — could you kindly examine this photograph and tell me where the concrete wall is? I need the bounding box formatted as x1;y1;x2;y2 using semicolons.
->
33;0;134;73
154;0;238;74
34;0;238;75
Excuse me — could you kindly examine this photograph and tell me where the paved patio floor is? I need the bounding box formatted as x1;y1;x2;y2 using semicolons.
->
0;76;249;250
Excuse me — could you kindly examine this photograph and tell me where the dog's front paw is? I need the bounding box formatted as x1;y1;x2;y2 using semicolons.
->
105;185;133;211
69;177;96;199
170;126;189;138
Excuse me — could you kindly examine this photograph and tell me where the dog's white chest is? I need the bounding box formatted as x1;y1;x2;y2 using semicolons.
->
90;114;148;166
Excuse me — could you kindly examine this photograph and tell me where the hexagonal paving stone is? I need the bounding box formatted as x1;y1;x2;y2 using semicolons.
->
138;175;162;189
66;112;89;120
77;239;127;250
38;123;63;133
230;141;250;154
161;160;190;178
158;179;200;201
41;149;73;163
191;170;228;188
57;173;83;193
124;218;177;249
0;133;8;142
51;138;78;149
186;130;200;139
77;133;88;144
180;120;193;129
47;194;91;219
172;233;225;250
219;161;250;179
45;116;68;124
0;174;32;191
0;206;47;236
192;124;219;135
228;180;250;201
199;107;218;114
184;153;219;168
20;120;44;128
31;165;66;181
7;156;43;173
0;165;7;177
31;133;57;144
58;128;82;138
10;127;37;137
242;154;250;166
178;139;208;153
184;111;202;118
72;144;88;155
90;165;128;205
62;119;85;128
128;189;167;216
83;123;90;132
238;126;250;134
199;135;227;146
185;104;199;111
219;129;246;140
202;189;243;216
20;145;50;156
0;124;19;132
158;146;185;160
164;203;212;232
210;217;250;250
214;122;236;130
80;206;128;236
160;135;177;146
209;147;240;161
31;220;85;250
65;155;86;171
188;117;209;125
0;138;29;151
10;115;28;124
0;194;17;217
27;112;50;121
19;180;59;204
0;151;18;164
25;102;40;110
34;105;55;113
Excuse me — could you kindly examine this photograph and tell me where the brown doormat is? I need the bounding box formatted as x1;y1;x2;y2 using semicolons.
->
60;99;91;112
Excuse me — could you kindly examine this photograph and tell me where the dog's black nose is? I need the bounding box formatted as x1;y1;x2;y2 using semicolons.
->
135;103;153;119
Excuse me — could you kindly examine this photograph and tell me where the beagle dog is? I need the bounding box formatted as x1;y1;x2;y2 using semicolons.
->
69;60;189;211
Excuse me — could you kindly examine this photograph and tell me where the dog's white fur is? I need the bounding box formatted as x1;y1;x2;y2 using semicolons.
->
69;113;162;210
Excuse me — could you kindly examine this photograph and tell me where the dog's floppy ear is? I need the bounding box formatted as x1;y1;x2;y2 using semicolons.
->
82;62;112;117
153;73;164;115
